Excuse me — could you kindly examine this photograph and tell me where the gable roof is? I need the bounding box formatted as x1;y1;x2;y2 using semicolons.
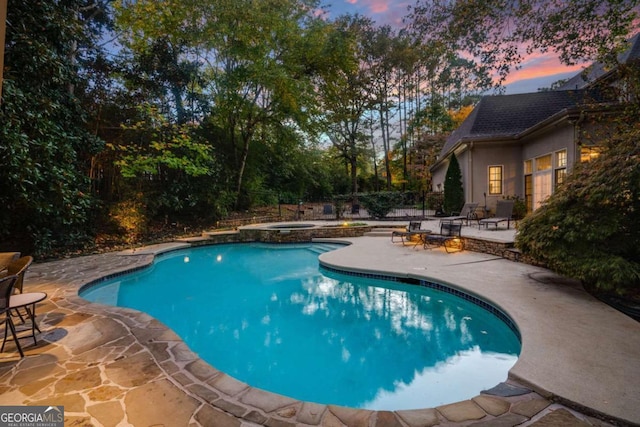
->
434;32;639;167
437;89;590;159
556;32;640;91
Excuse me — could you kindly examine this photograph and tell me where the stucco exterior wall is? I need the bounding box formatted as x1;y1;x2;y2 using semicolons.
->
431;157;448;195
521;123;576;169
468;142;522;213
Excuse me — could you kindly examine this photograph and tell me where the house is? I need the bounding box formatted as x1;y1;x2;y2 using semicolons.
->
430;33;639;215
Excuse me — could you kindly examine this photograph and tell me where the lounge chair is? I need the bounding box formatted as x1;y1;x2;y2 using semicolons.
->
439;202;479;226
391;221;431;246
479;200;515;229
424;221;465;253
0;275;23;357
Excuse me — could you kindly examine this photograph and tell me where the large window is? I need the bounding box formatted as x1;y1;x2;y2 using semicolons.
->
524;174;533;213
488;165;503;195
533;154;552;210
524;160;533;213
555;150;567;188
581;146;601;162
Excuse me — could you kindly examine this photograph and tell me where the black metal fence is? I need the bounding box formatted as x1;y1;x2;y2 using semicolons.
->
216;191;443;228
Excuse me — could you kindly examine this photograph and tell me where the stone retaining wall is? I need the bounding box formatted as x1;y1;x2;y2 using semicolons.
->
240;225;373;243
187;226;542;265
463;237;513;257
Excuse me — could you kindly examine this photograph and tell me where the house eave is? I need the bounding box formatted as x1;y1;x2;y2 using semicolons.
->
429;134;517;172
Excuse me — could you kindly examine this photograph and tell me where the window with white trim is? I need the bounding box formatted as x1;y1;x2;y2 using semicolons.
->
488;165;503;195
555;150;567;188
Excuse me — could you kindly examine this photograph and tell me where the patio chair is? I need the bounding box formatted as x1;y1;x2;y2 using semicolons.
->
479;200;515;229
0;275;23;358
2;256;34;323
424;221;464;253
3;256;33;294
0;252;20;272
440;202;479;226
391;221;431;246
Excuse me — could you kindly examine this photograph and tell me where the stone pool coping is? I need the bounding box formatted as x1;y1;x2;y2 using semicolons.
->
0;233;638;426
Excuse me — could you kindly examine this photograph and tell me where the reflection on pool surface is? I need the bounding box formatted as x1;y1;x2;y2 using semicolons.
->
81;243;520;410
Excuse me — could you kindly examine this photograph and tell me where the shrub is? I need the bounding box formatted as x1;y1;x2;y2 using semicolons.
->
109;197;149;246
516;138;640;294
443;153;464;214
504;195;527;220
357;192;404;219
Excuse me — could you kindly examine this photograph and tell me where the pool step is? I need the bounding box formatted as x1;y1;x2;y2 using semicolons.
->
307;244;342;254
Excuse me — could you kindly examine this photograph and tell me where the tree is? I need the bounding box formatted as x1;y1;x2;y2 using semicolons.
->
409;0;639;87
516;128;640;293
443;153;464;214
115;0;328;208
408;0;640;294
319;15;376;196
363;25;402;190
406;134;447;193
0;0;104;255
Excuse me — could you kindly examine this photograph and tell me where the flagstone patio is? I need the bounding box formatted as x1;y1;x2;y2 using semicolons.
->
1;223;638;426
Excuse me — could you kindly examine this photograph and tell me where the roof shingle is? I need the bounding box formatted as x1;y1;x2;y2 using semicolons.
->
439;90;590;157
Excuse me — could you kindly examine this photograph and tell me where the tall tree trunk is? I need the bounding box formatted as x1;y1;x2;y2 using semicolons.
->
350;154;358;196
369;118;379;192
235;135;250;209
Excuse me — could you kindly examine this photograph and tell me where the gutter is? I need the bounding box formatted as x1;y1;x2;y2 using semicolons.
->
430;134;516;172
430;102;619;173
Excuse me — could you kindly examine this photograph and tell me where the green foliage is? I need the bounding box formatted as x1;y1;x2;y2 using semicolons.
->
410;0;639;86
357;192;404;219
517;130;640;293
503;195;527;220
109;197;148;245
113;104;213;178
0;0;104;256
425;192;445;211
443;153;464;214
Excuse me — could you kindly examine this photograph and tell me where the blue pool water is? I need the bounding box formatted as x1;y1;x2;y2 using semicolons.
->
81;243;520;410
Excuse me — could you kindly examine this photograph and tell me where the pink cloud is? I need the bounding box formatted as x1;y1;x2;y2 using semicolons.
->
367;0;389;14
504;52;585;84
331;0;411;27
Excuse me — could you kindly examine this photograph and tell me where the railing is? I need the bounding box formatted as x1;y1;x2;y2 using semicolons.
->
215;191;443;228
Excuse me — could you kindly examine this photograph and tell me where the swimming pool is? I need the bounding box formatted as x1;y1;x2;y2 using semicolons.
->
81;243;520;410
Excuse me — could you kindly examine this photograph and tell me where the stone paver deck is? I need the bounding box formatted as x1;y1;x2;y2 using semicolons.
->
1;223;638;426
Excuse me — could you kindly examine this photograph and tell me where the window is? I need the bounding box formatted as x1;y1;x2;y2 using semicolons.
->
555;169;567;187
581;146;601;162
533;154;552;210
523;160;533;213
536;154;552;171
555;150;567;188
488;166;503;195
524;174;533;213
556;150;567;168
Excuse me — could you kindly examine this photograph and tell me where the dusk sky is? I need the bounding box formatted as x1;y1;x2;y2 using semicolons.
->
326;0;585;94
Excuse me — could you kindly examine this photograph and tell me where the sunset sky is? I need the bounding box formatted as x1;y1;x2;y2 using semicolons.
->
326;0;586;93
